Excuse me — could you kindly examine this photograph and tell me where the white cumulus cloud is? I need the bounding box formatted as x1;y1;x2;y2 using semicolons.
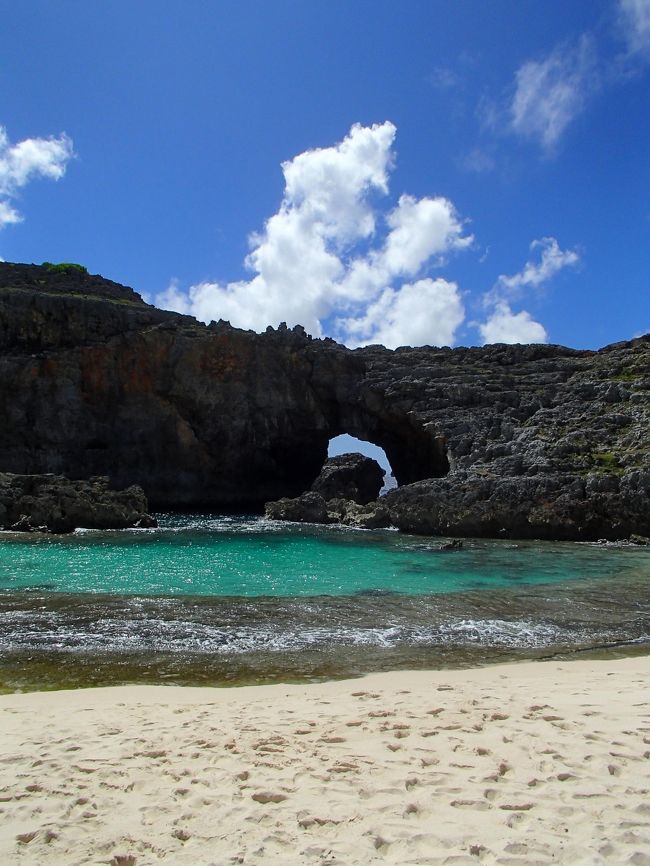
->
510;36;597;152
0;126;74;229
479;302;548;345
478;236;578;345
339;278;465;350
156;122;472;348
0;200;22;228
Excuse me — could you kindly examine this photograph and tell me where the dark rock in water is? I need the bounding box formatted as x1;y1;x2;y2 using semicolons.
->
311;453;385;505
265;492;391;529
9;514;49;533
0;473;156;533
439;539;464;551
325;497;391;529
134;514;158;529
384;469;650;541
630;534;650;545
0;261;649;540
265;491;329;523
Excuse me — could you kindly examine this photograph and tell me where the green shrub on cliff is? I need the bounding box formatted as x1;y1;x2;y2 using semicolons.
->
42;261;88;274
591;451;622;472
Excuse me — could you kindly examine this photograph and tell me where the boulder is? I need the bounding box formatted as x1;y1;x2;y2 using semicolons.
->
264;491;329;523
311;453;385;504
326;498;391;529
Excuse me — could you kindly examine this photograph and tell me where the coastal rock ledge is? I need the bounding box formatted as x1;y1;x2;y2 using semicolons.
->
1;261;649;541
0;473;156;533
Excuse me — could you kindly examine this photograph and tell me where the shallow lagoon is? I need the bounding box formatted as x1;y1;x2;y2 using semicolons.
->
1;515;649;691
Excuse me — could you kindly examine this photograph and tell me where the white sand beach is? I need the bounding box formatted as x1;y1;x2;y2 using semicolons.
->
1;657;649;865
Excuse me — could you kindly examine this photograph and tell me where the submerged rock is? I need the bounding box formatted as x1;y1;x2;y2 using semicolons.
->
310;453;385;505
439;539;464;551
0;473;156;533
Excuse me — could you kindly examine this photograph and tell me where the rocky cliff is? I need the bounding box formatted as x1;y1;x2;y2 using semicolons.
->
1;261;648;539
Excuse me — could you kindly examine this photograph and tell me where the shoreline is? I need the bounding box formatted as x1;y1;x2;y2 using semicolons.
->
2;656;649;864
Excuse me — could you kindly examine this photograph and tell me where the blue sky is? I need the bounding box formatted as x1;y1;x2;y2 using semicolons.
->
1;0;649;350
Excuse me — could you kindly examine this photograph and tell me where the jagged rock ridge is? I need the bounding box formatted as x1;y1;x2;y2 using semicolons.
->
0;262;648;539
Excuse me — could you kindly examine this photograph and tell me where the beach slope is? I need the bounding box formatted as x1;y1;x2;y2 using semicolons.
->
1;658;649;865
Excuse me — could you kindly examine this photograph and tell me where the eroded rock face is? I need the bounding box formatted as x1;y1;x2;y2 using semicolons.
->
325;498;391;529
310;453;385;504
264;491;328;524
0;473;156;533
1;262;649;539
264;493;392;529
383;469;650;541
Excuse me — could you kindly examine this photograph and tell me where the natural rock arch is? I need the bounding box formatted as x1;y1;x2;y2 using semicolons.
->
322;416;449;488
1;262;649;540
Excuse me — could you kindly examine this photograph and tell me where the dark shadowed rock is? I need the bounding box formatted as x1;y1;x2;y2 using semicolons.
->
1;262;649;540
265;491;329;523
384;469;650;541
311;453;385;504
265;493;392;528
0;473;156;533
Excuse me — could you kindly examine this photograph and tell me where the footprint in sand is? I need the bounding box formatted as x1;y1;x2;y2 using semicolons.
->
251;790;289;804
450;798;490;811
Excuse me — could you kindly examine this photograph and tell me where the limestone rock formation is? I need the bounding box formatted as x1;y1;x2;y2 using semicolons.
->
1;261;649;540
384;469;650;541
325;498;391;529
264;491;329;523
264;454;388;528
0;473;156;533
264;493;391;529
310;453;385;504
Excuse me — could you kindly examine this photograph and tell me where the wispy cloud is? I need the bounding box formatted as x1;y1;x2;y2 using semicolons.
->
0;126;74;229
496;237;580;296
618;0;650;56
427;66;459;91
156;122;473;349
509;36;598;153
460;148;496;174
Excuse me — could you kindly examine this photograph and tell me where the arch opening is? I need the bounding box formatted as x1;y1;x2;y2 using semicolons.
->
330;411;450;487
263;412;450;506
328;434;397;495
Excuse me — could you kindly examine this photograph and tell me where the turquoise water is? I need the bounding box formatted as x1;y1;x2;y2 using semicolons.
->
0;514;646;597
0;514;649;691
